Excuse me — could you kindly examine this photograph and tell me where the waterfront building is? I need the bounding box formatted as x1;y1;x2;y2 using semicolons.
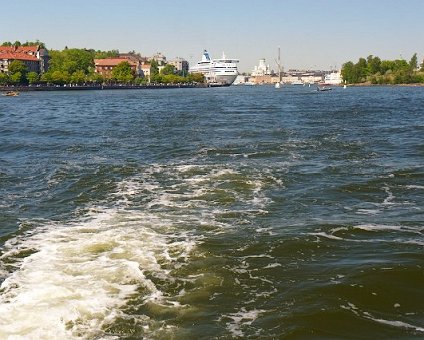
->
168;57;189;74
151;52;166;66
0;45;49;74
251;58;272;77
119;52;148;64
141;63;151;81
323;70;343;85
94;57;141;77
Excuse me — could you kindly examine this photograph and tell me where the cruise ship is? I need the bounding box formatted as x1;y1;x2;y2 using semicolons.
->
189;50;239;86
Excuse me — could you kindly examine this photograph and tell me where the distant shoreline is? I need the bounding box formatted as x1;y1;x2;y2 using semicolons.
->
346;82;424;87
0;83;207;92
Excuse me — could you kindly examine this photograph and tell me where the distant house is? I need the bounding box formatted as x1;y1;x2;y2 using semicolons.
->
94;57;141;77
119;52;147;64
140;63;151;80
151;52;166;66
169;57;189;74
0;45;49;74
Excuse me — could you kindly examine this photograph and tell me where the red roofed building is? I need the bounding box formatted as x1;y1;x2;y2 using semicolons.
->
0;45;49;74
94;57;142;78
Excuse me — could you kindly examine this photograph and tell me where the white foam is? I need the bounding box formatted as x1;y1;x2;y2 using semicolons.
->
221;308;266;337
405;185;424;190
354;224;403;232
356;208;381;215
310;232;344;241
341;302;424;333
367;316;424;333
353;224;421;234
0;162;276;338
0;208;197;339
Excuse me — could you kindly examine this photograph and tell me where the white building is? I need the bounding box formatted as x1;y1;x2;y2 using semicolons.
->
324;71;343;85
151;52;166;65
169;57;189;74
251;58;272;77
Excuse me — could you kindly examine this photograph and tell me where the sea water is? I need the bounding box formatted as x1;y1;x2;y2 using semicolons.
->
0;86;423;338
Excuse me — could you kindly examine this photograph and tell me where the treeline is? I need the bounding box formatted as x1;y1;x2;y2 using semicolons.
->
0;41;204;86
342;53;424;84
1;40;46;48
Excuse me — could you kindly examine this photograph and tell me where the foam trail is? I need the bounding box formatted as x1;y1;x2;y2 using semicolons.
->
0;207;197;339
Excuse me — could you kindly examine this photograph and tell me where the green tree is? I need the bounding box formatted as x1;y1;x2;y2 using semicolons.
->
8;60;28;76
8;60;28;83
88;72;104;84
356;57;368;80
150;60;159;77
27;71;39;84
341;61;354;83
51;70;70;85
40;71;52;84
22;40;46;48
0;72;8;85
111;61;134;83
9;72;22;84
367;55;381;75
188;73;205;83
160;64;176;75
71;70;86;84
48;48;94;75
94;50;119;59
409;53;418;71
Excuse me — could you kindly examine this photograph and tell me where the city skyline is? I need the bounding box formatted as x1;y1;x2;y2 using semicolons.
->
2;0;424;73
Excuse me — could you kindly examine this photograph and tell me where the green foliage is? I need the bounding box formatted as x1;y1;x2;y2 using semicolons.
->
93;50;119;59
0;72;8;85
160;64;176;75
409;53;418;71
87;72;104;84
8;60;28;76
111;61;134;83
27;71;39;84
48;48;94;74
150;60;159;77
48;70;70;85
342;53;422;84
9;72;23;84
0;41;45;47
367;55;381;74
70;70;86;84
40;72;52;83
187;73;205;83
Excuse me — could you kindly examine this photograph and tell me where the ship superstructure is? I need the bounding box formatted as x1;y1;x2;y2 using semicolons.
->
189;50;239;86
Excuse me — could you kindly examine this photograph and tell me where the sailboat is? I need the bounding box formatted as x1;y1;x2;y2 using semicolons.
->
275;46;283;89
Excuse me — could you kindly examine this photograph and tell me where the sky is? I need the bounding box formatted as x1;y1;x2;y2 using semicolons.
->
1;0;424;73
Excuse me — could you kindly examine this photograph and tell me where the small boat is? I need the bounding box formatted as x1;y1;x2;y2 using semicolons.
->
2;91;20;96
316;86;332;92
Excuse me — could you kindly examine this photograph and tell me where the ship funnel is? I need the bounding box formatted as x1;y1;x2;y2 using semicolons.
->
202;50;211;62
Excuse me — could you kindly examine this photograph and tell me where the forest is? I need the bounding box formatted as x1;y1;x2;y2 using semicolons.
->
341;53;424;84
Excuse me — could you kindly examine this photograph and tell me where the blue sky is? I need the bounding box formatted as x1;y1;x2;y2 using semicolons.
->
2;0;423;72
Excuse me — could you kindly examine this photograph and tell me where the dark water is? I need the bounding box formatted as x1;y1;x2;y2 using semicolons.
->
0;85;423;339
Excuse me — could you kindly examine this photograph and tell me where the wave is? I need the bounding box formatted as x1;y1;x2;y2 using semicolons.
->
0;162;275;338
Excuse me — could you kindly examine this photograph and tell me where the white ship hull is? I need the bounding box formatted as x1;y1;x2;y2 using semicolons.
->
189;50;239;86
